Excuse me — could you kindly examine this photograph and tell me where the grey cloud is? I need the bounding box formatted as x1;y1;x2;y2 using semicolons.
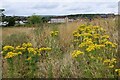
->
33;2;59;9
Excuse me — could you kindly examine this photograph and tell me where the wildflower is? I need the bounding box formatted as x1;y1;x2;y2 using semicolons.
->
108;65;114;68
16;47;26;52
90;55;95;59
97;57;103;61
39;47;51;51
81;33;92;37
4;52;18;59
115;69;120;76
105;41;116;48
103;59;111;63
102;35;109;39
96;44;105;49
50;31;59;37
79;43;86;48
18;52;22;55
111;58;117;63
93;34;100;38
86;44;96;52
27;48;37;55
3;46;14;51
72;50;84;58
27;43;32;47
27;57;32;61
22;43;27;48
72;31;78;35
73;33;81;37
22;43;32;48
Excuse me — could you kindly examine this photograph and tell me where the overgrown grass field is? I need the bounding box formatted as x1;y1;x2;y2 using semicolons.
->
1;17;119;78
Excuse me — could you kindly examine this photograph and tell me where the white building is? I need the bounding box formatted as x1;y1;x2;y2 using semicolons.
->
49;16;69;23
0;21;8;26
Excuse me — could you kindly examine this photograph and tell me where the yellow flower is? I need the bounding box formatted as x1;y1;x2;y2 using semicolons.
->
22;43;27;48
79;43;86;48
81;33;92;37
50;31;59;37
27;57;32;61
96;44;105;49
72;50;84;58
16;47;25;52
73;33;81;37
72;31;78;35
115;69;120;72
102;35;109;39
93;34;100;38
16;46;20;49
90;56;95;59
3;46;14;51
108;65;114;68
103;59;111;63
27;43;32;47
39;47;51;51
111;58;117;63
105;41;117;48
97;57;103;61
27;48;37;54
115;69;120;76
4;52;18;59
22;43;32;48
18;52;22;55
86;44;96;52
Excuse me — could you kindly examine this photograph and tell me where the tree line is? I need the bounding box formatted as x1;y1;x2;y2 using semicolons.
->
1;14;51;27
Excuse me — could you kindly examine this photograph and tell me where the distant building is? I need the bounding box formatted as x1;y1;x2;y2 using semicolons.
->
48;16;75;23
100;14;115;18
0;21;8;26
48;16;69;23
100;14;108;18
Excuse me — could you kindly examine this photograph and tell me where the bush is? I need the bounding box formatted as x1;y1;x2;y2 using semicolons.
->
7;17;15;26
28;15;43;25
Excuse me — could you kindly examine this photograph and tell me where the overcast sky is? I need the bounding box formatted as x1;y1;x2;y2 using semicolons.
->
0;0;119;16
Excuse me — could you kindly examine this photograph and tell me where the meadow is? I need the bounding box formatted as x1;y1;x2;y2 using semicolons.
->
1;17;119;78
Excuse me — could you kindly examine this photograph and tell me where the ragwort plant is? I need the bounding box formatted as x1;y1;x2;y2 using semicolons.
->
2;43;51;78
71;24;118;78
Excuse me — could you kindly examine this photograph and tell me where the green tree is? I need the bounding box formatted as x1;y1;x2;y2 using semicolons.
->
28;15;43;25
7;17;15;26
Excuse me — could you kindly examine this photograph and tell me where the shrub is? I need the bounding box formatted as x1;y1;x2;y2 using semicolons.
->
28;15;43;25
7;17;15;26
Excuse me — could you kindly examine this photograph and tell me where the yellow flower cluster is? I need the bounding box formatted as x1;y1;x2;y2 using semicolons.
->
22;42;32;48
2;43;52;59
4;52;18;59
27;48;37;55
39;47;52;51
50;31;59;37
115;69;120;76
72;24;117;58
103;58;117;68
3;46;14;51
72;50;84;58
86;44;105;52
104;41;117;48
